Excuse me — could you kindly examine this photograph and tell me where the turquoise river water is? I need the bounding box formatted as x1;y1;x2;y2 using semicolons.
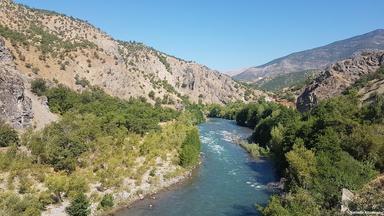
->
115;118;277;216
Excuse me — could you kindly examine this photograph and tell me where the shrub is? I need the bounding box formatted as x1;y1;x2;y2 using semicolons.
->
99;194;114;209
45;174;68;202
240;142;268;159
0;122;18;147
65;193;90;216
0;193;42;216
148;90;155;99
75;75;90;88
31;79;47;96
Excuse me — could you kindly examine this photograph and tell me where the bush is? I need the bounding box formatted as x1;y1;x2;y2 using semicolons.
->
99;194;114;209
240;142;268;159
0;122;18;147
46;174;68;202
31;79;47;96
0;193;42;216
66;193;90;216
148;90;155;99
75;75;90;88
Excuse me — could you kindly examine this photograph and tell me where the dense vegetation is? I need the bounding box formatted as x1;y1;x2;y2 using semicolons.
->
208;76;384;214
0;82;202;215
255;93;383;215
179;128;201;167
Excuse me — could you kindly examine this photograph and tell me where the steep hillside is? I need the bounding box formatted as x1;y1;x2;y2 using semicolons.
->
254;69;319;92
296;50;384;112
0;0;264;111
234;29;384;82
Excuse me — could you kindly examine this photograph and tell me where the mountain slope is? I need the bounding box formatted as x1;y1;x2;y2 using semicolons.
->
0;0;264;115
234;29;384;82
296;50;384;112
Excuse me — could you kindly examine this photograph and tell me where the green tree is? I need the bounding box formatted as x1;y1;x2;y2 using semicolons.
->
46;174;68;202
286;140;317;189
0;121;18;147
31;78;47;96
207;104;222;118
313;151;377;207
65;193;90;216
261;196;290;216
235;107;248;126
344;124;384;171
179;128;201;167
262;189;321;216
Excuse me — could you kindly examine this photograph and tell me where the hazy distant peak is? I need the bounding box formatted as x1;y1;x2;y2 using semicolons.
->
234;29;384;82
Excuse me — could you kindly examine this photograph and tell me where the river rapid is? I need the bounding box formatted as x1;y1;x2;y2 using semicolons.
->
115;118;277;216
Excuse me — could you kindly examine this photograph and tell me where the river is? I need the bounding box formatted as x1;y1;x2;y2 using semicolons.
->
115;118;277;216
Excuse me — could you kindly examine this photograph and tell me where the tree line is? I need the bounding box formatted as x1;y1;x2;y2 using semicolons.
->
207;76;384;215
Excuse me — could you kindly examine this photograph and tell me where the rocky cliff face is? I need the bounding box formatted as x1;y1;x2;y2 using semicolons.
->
0;39;33;129
296;50;384;112
0;0;265;108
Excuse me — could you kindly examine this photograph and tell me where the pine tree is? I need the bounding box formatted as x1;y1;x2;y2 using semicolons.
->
65;193;91;216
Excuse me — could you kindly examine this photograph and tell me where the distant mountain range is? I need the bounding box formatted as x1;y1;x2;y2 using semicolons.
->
234;29;384;82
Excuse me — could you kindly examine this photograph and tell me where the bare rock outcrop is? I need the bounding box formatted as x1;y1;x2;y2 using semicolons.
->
0;39;33;129
296;50;384;112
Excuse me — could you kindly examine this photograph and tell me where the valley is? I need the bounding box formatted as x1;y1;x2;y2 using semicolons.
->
0;0;383;216
117;119;277;216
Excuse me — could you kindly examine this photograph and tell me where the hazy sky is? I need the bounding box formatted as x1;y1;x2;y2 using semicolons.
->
15;0;384;72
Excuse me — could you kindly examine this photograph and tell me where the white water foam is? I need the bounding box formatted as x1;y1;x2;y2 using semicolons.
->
220;130;239;143
245;181;265;190
210;144;225;155
200;134;225;155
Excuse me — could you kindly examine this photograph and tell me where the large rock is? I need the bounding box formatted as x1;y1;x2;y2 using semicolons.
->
0;39;33;129
296;50;384;112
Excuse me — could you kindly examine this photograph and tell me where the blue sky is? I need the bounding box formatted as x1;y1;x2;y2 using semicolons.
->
15;0;384;72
